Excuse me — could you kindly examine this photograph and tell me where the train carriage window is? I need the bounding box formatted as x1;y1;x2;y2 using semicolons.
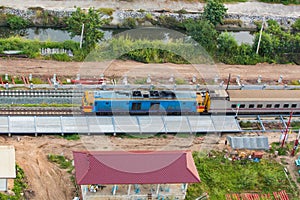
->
231;104;237;108
239;104;245;108
266;104;272;108
132;103;142;110
274;104;280;108
291;104;297;108
249;104;254;108
257;104;263;108
283;104;289;108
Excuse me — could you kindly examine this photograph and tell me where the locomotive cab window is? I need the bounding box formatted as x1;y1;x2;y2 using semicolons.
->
257;104;263;108
249;104;254;108
150;103;160;110
266;104;272;108
283;104;289;108
291;104;297;108
274;104;280;108
132;103;142;110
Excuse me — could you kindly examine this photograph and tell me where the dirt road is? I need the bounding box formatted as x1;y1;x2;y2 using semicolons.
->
0;59;299;85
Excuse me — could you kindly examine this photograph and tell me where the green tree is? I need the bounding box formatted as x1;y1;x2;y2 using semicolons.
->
185;19;218;54
203;0;227;26
253;32;274;59
217;32;239;64
66;7;104;50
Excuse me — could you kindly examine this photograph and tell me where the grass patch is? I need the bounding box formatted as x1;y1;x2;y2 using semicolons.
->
61;134;81;141
98;8;115;16
290;80;300;85
116;133;156;139
134;78;147;84
47;154;72;169
291;121;300;130
186;151;298;200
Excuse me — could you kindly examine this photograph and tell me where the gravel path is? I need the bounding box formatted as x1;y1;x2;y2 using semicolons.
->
0;0;299;17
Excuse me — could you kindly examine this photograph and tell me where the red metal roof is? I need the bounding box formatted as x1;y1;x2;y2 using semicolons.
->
73;150;200;185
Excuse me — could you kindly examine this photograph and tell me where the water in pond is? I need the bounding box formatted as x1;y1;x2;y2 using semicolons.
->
0;27;254;45
0;27;113;42
227;31;255;45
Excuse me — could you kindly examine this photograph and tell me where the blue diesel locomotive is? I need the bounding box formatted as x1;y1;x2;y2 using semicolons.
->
82;90;211;115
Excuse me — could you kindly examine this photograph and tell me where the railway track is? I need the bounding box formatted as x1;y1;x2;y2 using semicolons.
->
0;90;83;98
0;107;82;116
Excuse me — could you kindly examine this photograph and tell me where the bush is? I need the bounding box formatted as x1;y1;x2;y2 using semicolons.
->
6;15;29;29
292;18;300;31
51;53;71;61
122;17;137;28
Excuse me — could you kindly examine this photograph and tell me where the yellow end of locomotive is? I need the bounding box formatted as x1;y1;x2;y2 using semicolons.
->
82;106;93;113
196;91;210;113
82;91;95;113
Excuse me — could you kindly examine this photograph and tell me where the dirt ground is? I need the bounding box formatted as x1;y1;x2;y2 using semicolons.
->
1;132;300;200
0;58;299;85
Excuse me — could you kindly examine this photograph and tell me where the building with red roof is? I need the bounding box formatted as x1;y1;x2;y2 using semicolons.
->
73;150;200;200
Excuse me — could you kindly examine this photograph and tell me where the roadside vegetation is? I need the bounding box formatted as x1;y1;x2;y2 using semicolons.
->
186;151;298;200
0;37;81;61
0;165;27;200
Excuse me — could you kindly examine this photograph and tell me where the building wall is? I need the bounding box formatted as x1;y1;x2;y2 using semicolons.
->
0;178;8;191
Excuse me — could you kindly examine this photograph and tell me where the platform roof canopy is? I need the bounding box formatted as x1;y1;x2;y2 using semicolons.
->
0;146;16;178
73;150;200;185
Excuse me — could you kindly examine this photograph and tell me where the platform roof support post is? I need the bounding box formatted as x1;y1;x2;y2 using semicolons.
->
86;116;90;136
156;184;160;195
127;184;131;196
34;116;37;136
186;116;193;135
136;116;142;135
8;116;10;137
112;116;116;136
60;116;64;136
112;185;117;195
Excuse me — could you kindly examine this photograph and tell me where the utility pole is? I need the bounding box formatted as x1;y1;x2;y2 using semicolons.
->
256;18;265;54
281;111;293;148
225;73;231;91
291;129;300;156
80;23;85;49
